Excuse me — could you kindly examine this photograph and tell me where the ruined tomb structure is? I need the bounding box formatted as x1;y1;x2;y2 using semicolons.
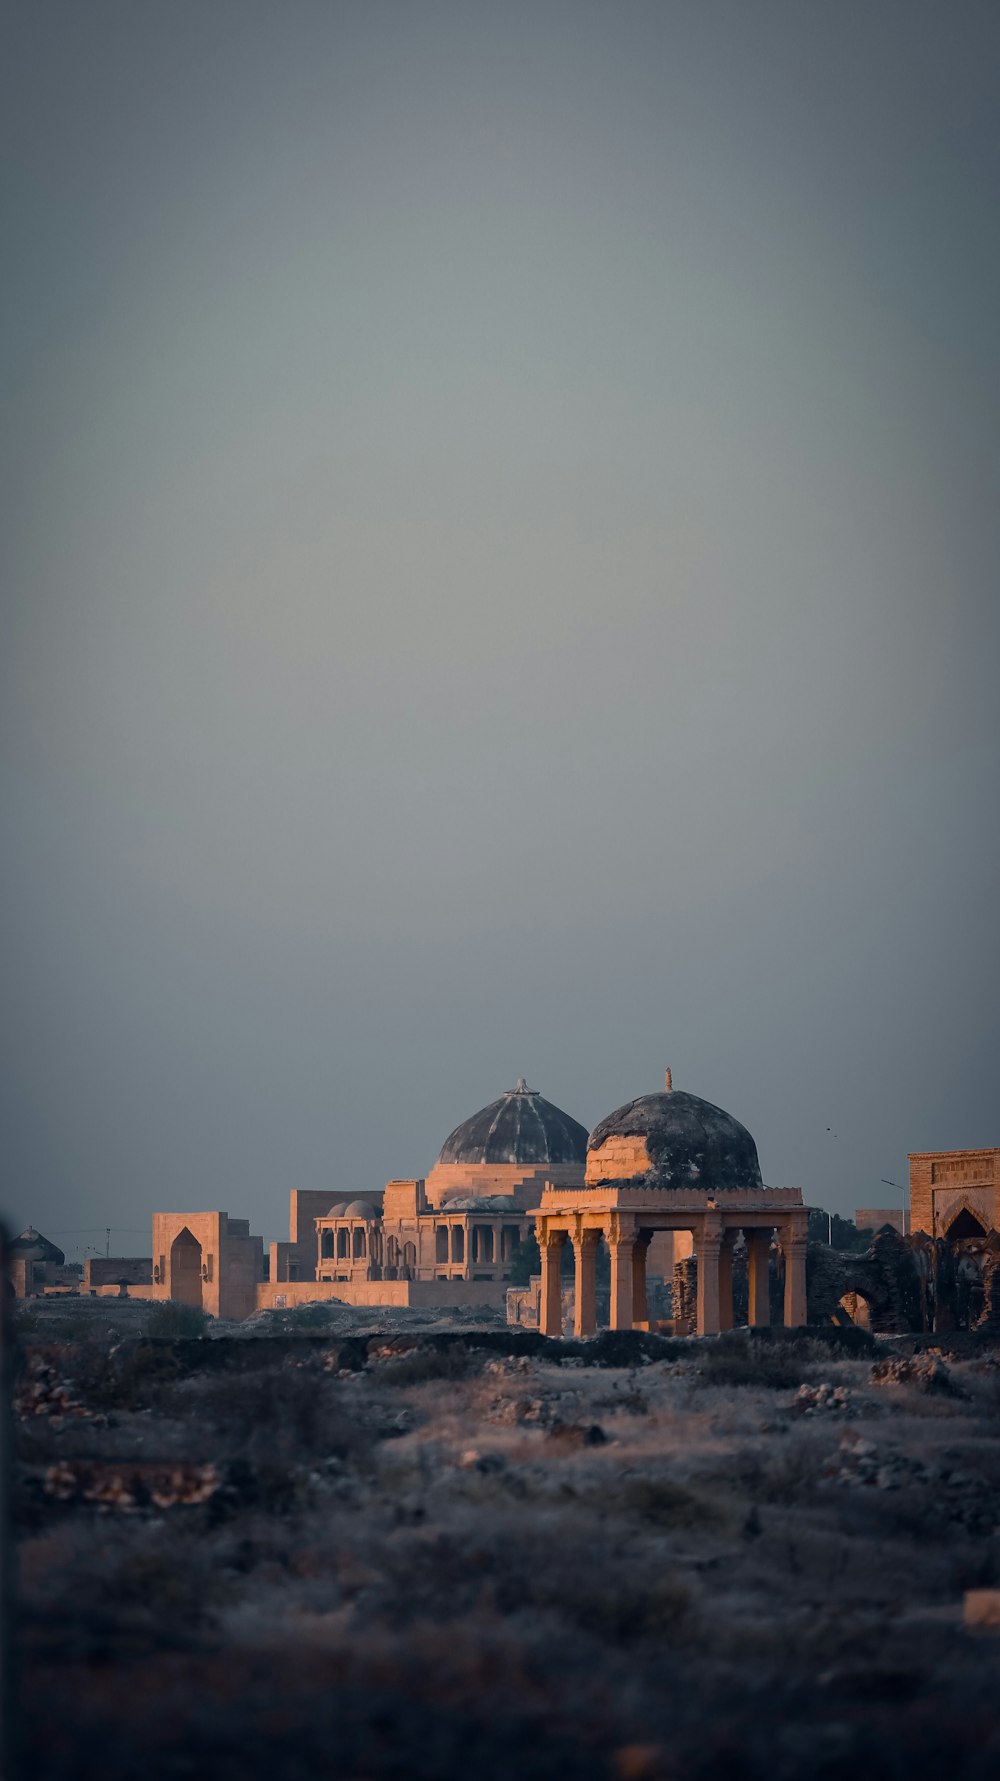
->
531;1071;808;1339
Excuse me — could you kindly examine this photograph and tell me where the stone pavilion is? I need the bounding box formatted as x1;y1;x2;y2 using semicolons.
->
530;1071;808;1338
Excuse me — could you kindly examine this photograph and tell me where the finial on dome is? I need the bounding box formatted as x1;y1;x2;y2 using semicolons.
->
513;1077;530;1094
664;1068;673;1092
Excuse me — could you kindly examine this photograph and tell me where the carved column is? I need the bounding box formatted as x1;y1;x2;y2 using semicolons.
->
718;1229;737;1332
695;1217;723;1336
572;1228;599;1338
608;1219;636;1330
539;1225;565;1338
632;1232;652;1327
746;1228;772;1327
782;1222;808;1328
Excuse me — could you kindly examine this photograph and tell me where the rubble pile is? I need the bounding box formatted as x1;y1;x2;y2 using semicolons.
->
486;1391;557;1426
791;1382;855;1417
41;1460;222;1511
870;1351;956;1393
484;1362;589;1431
482;1355;533;1377
15;1354;100;1423
823;1435;1000;1532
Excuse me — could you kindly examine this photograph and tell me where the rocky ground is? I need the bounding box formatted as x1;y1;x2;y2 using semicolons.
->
10;1300;1000;1780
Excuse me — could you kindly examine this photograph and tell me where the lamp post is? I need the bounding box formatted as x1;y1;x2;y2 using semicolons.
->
881;1178;908;1232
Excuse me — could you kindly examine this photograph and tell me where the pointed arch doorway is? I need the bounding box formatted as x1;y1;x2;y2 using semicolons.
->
169;1227;203;1307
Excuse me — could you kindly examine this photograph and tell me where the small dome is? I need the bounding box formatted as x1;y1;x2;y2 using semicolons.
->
325;1202;350;1217
588;1086;763;1193
11;1228;66;1264
436;1079;587;1168
341;1199;377;1219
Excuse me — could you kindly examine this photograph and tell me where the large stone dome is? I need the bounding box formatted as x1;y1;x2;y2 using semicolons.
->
587;1079;763;1193
436;1079;588;1168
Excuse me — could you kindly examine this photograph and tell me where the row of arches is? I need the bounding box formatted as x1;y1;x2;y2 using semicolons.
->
317;1225;420;1277
431;1223;522;1265
317;1218;524;1275
320;1227;372;1261
537;1213;809;1338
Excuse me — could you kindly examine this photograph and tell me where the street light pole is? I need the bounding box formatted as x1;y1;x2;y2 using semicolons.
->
881;1178;908;1232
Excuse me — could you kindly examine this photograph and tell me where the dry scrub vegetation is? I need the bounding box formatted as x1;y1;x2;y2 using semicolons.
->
12;1305;1000;1781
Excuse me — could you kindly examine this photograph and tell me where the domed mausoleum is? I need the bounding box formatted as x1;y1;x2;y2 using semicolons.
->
305;1079;587;1301
586;1074;763;1193
425;1078;587;1208
530;1069;807;1340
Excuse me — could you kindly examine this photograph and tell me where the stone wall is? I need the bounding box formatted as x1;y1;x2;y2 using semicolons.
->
425;1160;584;1208
806;1226;923;1333
914;1231;1000;1333
83;1257;152;1290
254;1278;510;1313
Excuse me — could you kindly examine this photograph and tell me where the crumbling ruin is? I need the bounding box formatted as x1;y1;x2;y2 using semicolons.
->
672;1219;1000;1337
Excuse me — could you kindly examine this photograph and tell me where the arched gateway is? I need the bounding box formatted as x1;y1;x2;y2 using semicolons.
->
169;1227;203;1309
529;1072;808;1338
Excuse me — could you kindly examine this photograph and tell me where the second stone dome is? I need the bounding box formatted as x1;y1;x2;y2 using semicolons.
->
586;1079;763;1193
436;1079;588;1168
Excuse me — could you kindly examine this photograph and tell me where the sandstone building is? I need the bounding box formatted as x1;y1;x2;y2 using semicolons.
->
908;1146;1000;1240
146;1079;588;1319
27;1074;998;1338
152;1211;264;1321
531;1072;808;1338
4;1228;79;1299
856;1208;910;1236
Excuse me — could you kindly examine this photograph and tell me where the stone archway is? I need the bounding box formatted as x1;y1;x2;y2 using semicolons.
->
945;1206;989;1241
836;1290;873;1329
169;1227;203;1309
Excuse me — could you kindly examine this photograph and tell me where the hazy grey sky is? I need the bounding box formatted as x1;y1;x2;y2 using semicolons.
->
3;1;998;1257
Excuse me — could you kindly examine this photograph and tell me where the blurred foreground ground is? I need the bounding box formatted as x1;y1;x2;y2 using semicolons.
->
12;1297;1000;1780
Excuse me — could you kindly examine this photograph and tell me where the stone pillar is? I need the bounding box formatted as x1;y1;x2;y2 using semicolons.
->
608;1229;636;1331
782;1226;808;1328
672;1254;697;1335
746;1229;771;1327
572;1230;599;1338
718;1230;736;1332
695;1220;723;1336
539;1227;565;1338
632;1233;651;1328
